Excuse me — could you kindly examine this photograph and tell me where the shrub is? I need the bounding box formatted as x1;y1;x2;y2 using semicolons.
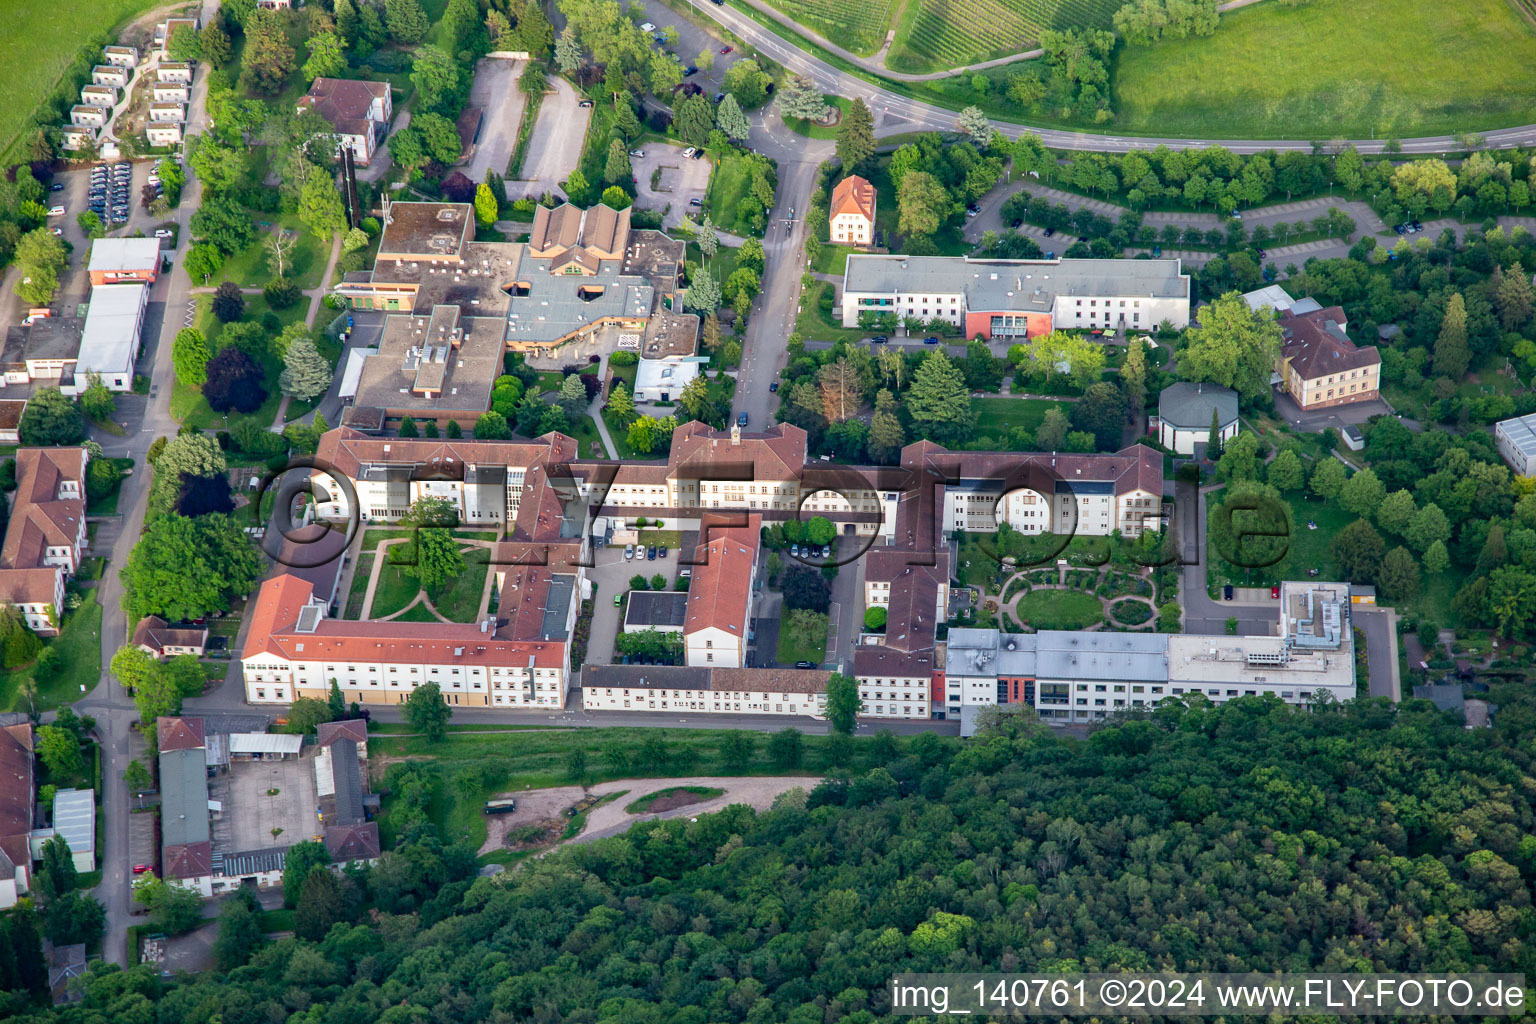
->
211;281;245;322
263;277;301;309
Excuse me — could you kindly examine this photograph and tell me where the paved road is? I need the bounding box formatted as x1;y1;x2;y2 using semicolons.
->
76;0;222;966
674;0;1536;153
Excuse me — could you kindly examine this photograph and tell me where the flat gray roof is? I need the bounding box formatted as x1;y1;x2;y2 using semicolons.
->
844;255;1188;312
78;283;146;378
354;309;502;415
541;574;576;640
1499;413;1536;457
51;788;94;856
159;747;209;847
1035;630;1169;682
505;255;654;343
624;590;689;628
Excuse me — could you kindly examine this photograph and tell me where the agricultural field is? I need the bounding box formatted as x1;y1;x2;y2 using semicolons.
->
0;0;160;161
762;0;895;55
1112;0;1536;138
886;0;1119;73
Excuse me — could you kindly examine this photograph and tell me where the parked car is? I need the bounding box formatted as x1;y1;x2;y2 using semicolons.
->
48;182;64;192
688;196;702;207
871;335;888;344
155;228;173;238
578;99;593;108
641;22;656;31
46;205;64;216
923;335;939;345
614;593;623;606
1043;226;1055;237
1256;248;1268;259
794;661;815;669
790;544;800;556
737;411;748;426
1231;211;1243;220
50;228;62;236
647;546;657;560
624;543;635;559
691;148;705;159
132;864;150;874
629;149;645;158
682;146;697;158
1223;584;1234;600
1270;585;1280;599
1044;250;1055;259
965;203;980;217
659;545;668;558
769;380;778;392
714;92;725;102
720;45;733;53
1009;218;1022;228
684;66;697;76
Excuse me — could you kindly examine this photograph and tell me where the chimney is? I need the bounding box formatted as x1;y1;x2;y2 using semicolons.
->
731;422;741;445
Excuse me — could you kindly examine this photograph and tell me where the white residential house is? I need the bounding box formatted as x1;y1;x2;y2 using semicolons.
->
297;78;394;165
146;123;183;147
61;127;97;152
153;82;189;104
80;84;117;108
102;46;139;68
91;66;129;88
70;105;108;128
829;174;876;246
148;102;186;124
156;62;194;84
682;515;760;669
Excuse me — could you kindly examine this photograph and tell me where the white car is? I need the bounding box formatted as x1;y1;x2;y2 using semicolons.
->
640;21;655;31
682;147;697;158
46;205;64;217
154;228;173;238
629;149;645;158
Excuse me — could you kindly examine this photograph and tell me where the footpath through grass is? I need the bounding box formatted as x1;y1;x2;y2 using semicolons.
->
1112;0;1536;138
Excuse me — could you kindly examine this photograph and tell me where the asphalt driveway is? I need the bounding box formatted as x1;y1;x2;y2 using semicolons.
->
466;57;526;181
518;77;591;198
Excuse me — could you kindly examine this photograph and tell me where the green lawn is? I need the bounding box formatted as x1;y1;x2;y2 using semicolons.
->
794;280;865;343
0;590;102;713
371;542;491;621
1113;0;1536;138
1206;490;1354;590
1013;588;1103;630
433;548;490;622
704;152;769;238
775;611;828;666
785;95;854;140
0;0;162;162
812;244;859;276
170;295;309;430
971;397;1067;441
214;214;330;291
85;458;135;515
373;726;888;853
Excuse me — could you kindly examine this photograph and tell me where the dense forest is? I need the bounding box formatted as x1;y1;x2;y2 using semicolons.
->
5;691;1536;1022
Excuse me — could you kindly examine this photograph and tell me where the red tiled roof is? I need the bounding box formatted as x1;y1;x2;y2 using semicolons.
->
242;574;319;661
684;513;760;637
830;174;875;223
156;717;205;752
314;427;577;482
324;822;381;862
1280;305;1380;381
0;724;34;876
670;421;807;483
316;719;368;747
132;615;208;655
1;448;86;570
163;840;212;880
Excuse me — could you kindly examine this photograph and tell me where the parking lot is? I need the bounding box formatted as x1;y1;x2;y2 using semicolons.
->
466;57;526;181
630;142;712;229
626;0;746;97
519;77;592;198
210;757;321;852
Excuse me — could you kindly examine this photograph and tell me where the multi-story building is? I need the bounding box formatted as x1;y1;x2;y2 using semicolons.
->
0;723;33;909
829;174;875;246
155;61;193;84
91;65;129;88
1276;299;1380;410
0;448;89;634
80;84;117;108
683;514;760;668
1154;382;1239;455
583;665;830;716
148;101;186;124
841;255;1190;339
146;123;182;147
1496;412;1536;476
61;127;97;152
88;238;161;287
70;105;108;128
153;82;189;104
297;78;394;165
102;46;139;68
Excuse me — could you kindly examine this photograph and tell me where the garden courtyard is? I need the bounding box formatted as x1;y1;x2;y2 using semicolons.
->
342;529;502;624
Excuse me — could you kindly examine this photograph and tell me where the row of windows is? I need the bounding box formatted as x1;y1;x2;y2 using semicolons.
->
1074;299;1143;308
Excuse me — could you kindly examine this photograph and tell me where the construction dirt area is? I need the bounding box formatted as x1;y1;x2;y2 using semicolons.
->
478;775;818;856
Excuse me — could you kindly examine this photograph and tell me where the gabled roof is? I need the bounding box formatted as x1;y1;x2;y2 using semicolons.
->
163;840;212;880
298;77;390;137
830;174;875;222
901;441;1162;497
132;615;208;655
1279;303;1380;380
314;427;576;482
669;421;807;482
316;719;368;747
156;716;205;752
528;202;631;259
2;448;86;570
324;822;381;862
684;513;760;638
0;724;33;877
